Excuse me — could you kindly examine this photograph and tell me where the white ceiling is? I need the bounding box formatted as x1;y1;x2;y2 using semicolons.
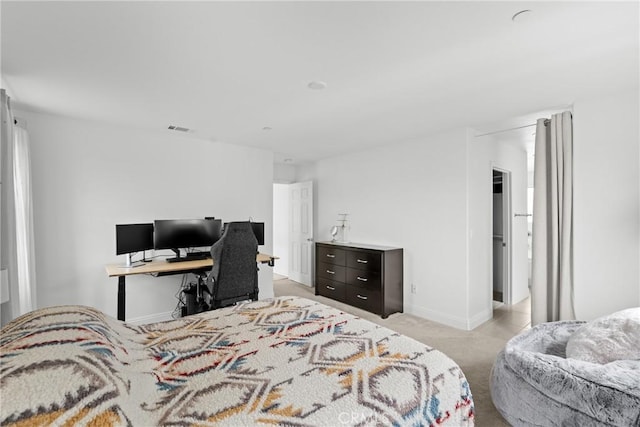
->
2;1;638;164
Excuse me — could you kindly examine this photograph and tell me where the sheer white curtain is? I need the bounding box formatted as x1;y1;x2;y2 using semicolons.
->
13;124;37;315
0;88;37;324
531;111;575;326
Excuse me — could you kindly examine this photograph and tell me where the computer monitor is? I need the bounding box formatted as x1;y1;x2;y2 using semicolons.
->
115;223;154;255
250;222;264;246
116;223;154;267
154;218;222;255
223;221;264;245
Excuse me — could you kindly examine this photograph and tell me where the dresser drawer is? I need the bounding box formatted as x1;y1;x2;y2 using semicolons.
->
316;279;346;301
346;286;381;314
346;250;382;272
317;245;346;266
346;268;381;289
317;262;346;282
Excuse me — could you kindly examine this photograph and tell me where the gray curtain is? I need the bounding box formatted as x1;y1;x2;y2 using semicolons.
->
1;89;18;325
0;89;37;325
531;111;575;326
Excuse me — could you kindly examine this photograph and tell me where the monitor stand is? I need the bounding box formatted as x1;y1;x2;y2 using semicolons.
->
141;250;152;262
125;253;146;268
166;248;183;263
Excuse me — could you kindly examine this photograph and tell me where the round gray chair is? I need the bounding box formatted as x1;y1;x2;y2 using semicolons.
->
490;321;640;426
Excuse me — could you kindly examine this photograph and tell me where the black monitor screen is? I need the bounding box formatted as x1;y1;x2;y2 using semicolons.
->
251;222;264;246
116;223;154;255
154;219;222;250
223;221;264;245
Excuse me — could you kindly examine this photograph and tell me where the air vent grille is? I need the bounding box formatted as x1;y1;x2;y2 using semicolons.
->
168;125;190;132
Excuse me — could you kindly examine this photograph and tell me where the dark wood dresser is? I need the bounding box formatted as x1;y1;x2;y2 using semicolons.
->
315;242;403;318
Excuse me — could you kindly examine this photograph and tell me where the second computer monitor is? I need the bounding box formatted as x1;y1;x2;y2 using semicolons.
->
115;223;154;255
154;219;222;250
223;221;264;245
250;222;264;246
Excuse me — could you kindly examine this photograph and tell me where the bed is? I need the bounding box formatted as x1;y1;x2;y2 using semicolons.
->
0;296;474;426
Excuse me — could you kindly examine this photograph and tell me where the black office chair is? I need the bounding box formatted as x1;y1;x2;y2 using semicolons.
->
206;222;259;309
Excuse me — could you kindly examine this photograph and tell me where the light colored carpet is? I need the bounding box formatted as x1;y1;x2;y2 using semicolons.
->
274;277;532;427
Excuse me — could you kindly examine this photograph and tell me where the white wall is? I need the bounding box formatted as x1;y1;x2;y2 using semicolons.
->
295;163;316;182
274;163;296;184
19;110;274;322
306;128;527;330
312;128;472;328
573;90;640;319
272;183;289;276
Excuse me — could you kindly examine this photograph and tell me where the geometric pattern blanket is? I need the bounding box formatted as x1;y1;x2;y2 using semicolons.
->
0;296;474;426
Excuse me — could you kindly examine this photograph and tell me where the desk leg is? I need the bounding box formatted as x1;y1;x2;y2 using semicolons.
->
117;276;126;321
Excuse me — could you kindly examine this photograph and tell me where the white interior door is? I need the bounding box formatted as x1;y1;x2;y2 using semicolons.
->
289;181;313;286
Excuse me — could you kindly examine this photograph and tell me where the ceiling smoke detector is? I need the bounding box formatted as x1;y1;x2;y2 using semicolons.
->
307;81;327;90
168;125;190;132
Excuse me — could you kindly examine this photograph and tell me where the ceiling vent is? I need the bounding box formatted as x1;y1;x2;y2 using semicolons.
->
168;125;190;132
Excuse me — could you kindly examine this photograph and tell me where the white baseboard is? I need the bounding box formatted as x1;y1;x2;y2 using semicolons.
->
468;308;493;330
127;311;174;325
407;305;470;330
406;305;492;331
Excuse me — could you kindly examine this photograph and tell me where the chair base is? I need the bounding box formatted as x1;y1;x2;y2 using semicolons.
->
211;292;258;310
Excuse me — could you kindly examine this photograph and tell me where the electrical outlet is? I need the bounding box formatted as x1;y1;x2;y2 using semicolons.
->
411;283;416;294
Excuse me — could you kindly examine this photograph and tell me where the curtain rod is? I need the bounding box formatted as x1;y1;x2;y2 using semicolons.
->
475;118;550;137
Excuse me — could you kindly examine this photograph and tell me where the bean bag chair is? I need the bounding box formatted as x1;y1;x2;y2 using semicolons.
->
490;308;640;426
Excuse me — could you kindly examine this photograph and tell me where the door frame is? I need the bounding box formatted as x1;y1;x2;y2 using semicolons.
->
491;166;513;306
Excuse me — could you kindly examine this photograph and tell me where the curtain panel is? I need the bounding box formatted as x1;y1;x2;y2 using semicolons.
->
1;89;19;324
0;89;37;325
531;111;574;326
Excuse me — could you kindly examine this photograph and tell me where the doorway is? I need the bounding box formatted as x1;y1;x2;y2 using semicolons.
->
492;168;511;306
475;110;559;321
273;183;290;280
272;181;314;287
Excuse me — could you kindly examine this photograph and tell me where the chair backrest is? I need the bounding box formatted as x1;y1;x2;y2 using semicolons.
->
208;222;258;306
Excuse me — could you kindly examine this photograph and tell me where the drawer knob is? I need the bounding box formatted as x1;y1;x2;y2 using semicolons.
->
357;277;368;282
326;285;335;290
356;294;368;300
326;270;335;275
326;254;336;258
357;259;368;264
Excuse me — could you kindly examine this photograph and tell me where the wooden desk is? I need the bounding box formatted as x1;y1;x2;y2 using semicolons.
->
106;253;277;321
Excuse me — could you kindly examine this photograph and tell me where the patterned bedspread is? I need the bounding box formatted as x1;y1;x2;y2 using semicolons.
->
0;296;474;426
